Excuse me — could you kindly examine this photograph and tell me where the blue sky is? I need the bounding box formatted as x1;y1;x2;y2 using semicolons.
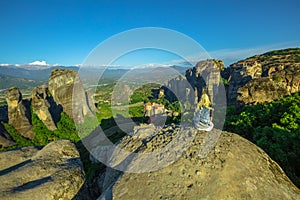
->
0;0;300;66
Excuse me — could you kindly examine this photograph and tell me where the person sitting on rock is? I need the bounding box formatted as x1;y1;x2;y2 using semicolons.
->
193;87;214;131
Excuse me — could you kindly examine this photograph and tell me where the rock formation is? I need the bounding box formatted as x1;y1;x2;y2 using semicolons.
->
0;123;15;148
1;69;96;140
237;78;290;105
31;85;59;130
186;59;224;103
5;87;34;139
48;69;94;124
164;59;224;109
164;75;191;103
224;48;300;105
0;140;89;199
98;125;300;199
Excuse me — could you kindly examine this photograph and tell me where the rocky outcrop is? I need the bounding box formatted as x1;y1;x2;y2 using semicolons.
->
98;125;300;199
164;59;224;109
225;48;300;105
237;78;290;105
164;75;191;103
186;59;224;103
0;140;89;199
5;87;34;139
31;85;60;131
2;69;95;139
48;69;94;124
0;123;15;148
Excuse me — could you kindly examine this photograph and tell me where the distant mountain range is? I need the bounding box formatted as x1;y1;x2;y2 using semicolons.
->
0;64;189;81
0;64;79;80
0;73;45;90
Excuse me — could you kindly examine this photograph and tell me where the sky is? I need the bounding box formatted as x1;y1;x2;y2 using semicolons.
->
0;0;300;67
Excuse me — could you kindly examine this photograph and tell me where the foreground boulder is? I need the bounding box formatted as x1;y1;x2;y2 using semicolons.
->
5;87;34;139
0;140;88;199
98;125;300;199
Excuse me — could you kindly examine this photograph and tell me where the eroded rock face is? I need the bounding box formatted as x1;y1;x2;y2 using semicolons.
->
0;123;15;148
48;69;94;124
5;87;34;139
225;48;300;105
237;78;290;105
0;140;89;200
165;59;224;108
185;59;224;102
31;85;60;131
186;59;224;103
98;125;300;200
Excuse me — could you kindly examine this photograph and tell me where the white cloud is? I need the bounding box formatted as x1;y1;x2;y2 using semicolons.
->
132;63;172;69
28;60;49;66
0;63;21;67
0;63;10;66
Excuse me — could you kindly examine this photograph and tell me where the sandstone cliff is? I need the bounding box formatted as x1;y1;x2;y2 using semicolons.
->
165;59;224;109
5;87;34;139
0;140;89;199
97;125;300;200
224;48;300;105
31;85;60;131
48;69;94;124
2;69;95;141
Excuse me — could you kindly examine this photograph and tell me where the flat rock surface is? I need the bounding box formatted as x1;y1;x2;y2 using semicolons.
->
99;125;300;200
0;140;86;200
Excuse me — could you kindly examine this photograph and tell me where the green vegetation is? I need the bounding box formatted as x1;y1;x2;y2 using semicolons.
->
221;77;230;86
94;83;115;102
2;122;34;149
130;83;161;104
242;48;300;65
96;101;113;123
2;111;80;151
76;118;98;138
262;48;300;57
0;101;7;106
153;95;183;123
224;92;300;187
76;141;106;183
272;75;282;83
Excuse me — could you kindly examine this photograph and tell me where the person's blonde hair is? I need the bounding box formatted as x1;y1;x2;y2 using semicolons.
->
198;87;212;109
